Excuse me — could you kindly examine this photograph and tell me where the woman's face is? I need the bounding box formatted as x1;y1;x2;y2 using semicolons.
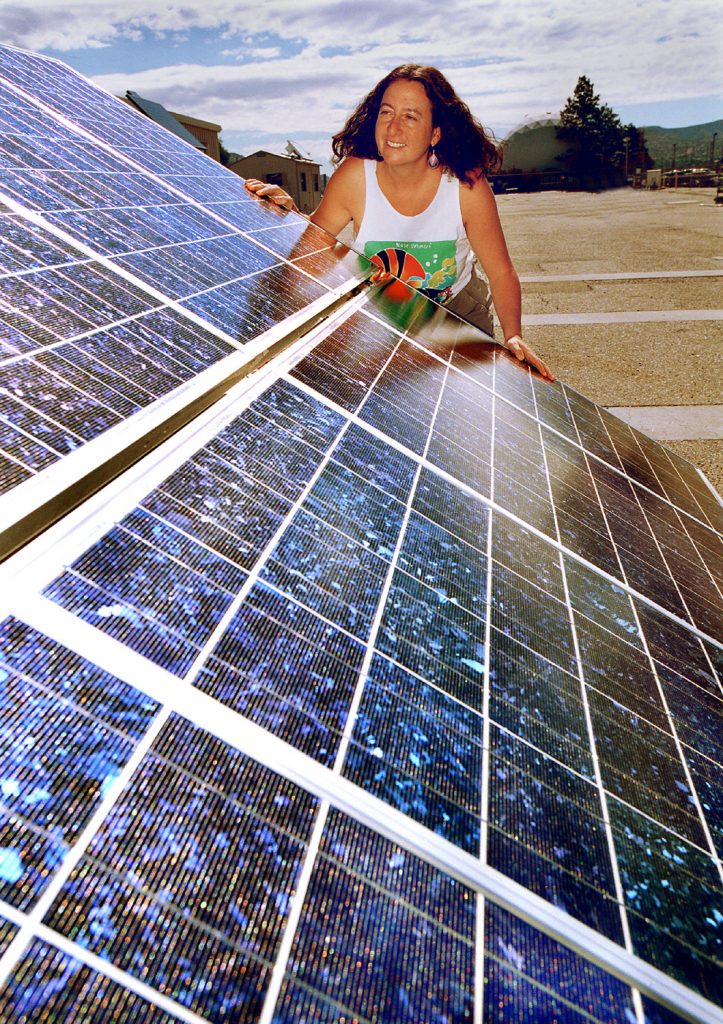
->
374;79;441;168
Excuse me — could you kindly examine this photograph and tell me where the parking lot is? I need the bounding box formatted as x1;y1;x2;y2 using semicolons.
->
497;186;722;495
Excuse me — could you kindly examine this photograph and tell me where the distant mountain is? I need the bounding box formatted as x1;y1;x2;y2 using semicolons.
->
641;119;722;169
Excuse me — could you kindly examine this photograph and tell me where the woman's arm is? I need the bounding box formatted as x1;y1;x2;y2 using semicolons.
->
461;176;554;381
243;158;364;236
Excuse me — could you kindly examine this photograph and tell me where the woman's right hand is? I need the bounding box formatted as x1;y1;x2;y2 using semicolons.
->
244;178;298;212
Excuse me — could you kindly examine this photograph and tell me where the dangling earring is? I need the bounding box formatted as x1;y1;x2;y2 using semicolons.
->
428;145;439;168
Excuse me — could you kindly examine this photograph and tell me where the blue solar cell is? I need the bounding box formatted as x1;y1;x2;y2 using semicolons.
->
43;524;239;676
343;653;483;850
261;507;393;638
484;902;635;1023
492;563;579;675
280;809;476;1021
44;714;319;1020
589;690;707;847
378;568;488;701
489;630;596;778
0;618;159;910
609;798;722;1000
493;513;566;600
198;582;363;766
399;510;488;614
575;617;674;729
489;726;622;918
0;618;158;737
0;939;180;1023
290;309;401;412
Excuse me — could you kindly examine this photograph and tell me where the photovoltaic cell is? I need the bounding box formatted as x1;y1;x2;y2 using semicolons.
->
45;715;319;1020
0;50;360;526
0;939;182;1023
0;42;720;1024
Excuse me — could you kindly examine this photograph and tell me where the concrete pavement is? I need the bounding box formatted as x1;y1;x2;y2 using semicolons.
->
497;186;722;496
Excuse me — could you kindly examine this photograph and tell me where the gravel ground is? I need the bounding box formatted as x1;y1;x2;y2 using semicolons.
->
522;277;721;314
523;321;722;406
496;187;722;496
498;187;721;273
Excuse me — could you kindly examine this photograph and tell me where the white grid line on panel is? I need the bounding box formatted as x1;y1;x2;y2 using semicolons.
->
0;902;210;1024
284;330;721;655
476;350;496;1024
259;317;459;1020
5;594;721;1024
687;449;723;503
0;703;173;991
530;377;646;1024
256;800;332;1024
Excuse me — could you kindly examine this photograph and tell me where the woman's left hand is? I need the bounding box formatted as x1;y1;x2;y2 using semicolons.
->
503;335;555;381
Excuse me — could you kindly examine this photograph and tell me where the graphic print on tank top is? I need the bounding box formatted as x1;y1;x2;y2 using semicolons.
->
364;239;458;302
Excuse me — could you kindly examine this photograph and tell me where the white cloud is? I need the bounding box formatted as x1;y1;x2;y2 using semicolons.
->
3;0;721;160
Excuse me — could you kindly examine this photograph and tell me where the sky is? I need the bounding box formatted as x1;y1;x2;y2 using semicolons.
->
2;0;721;169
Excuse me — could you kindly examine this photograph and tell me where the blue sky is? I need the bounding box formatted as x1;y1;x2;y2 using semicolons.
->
2;1;721;167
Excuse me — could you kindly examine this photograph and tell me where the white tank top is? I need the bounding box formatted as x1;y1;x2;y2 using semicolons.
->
354;159;474;302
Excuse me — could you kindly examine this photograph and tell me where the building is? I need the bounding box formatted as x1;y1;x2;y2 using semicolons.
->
228;149;323;214
501;113;566;173
169;110;222;163
123;91;222;162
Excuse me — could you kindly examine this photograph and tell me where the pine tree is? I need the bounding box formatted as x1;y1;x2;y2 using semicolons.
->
557;76;638;188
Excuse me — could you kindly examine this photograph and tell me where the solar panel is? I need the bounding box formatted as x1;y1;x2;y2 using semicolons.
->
0;43;720;1024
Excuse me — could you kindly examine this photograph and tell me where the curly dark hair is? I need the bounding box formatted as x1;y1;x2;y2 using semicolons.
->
331;64;501;184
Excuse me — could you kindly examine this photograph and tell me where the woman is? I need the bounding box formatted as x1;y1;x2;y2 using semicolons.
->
245;64;553;380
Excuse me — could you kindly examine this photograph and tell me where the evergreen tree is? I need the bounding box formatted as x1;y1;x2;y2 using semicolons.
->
556;75;644;188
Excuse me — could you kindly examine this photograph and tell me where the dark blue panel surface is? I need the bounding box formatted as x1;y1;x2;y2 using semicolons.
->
45;715;319;1020
609;797;722;1003
343;653;483;851
278;809;475;1023
0;938;181;1023
488;726;624;944
197;582;364;766
0;617;158;909
484;902;635;1023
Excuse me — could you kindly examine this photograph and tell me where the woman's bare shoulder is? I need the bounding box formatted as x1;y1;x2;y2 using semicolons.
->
315;158;366;230
459;170;497;216
330;156;366;188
